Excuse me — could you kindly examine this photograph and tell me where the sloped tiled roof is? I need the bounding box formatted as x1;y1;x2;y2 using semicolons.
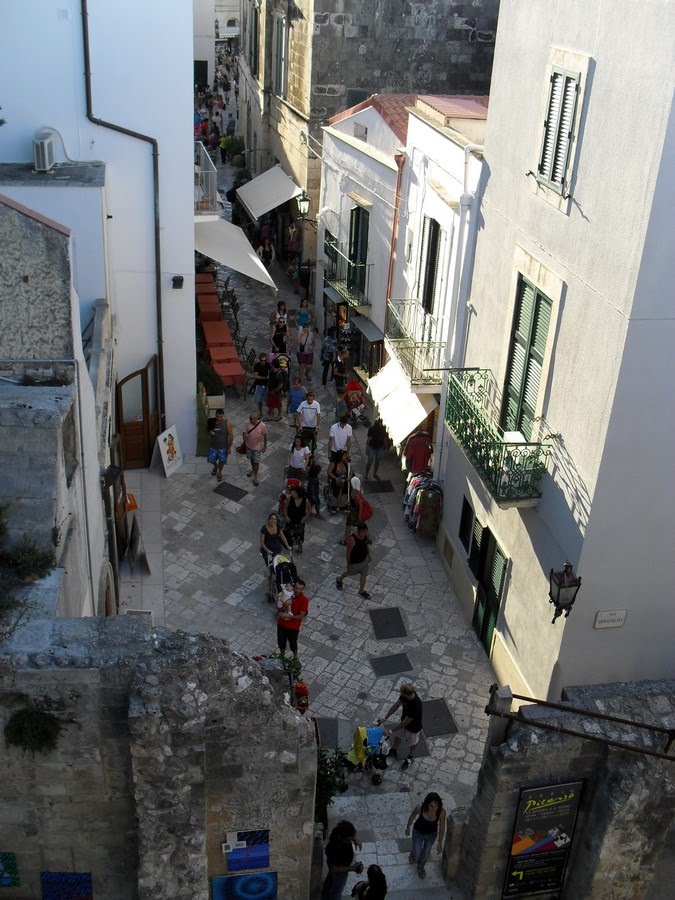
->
417;95;489;121
329;94;418;143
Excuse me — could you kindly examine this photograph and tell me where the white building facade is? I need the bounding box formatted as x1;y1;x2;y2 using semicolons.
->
436;0;675;699
0;0;196;461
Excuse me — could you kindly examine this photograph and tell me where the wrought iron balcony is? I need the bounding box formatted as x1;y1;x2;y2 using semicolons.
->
194;142;219;216
384;298;446;386
324;240;372;307
445;368;552;506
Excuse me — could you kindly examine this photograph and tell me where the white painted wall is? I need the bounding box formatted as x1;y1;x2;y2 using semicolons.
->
437;0;675;697
194;0;216;85
0;0;197;453
316;113;400;334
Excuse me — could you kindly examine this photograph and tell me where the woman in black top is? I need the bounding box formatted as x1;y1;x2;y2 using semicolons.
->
270;318;289;353
321;820;363;900
326;450;351;510
405;792;446;880
260;513;291;564
284;486;310;554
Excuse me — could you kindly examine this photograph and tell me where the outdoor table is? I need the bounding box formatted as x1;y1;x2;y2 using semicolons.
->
196;283;218;295
212;360;246;385
202;321;232;346
196;273;215;284
197;295;220;311
208;345;238;364
198;307;222;324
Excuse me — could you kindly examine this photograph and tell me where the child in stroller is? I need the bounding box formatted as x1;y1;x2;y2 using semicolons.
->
343;725;390;786
344;380;371;428
266;552;297;605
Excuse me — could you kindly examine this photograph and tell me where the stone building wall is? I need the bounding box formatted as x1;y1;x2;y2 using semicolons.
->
449;681;674;899
0;199;73;360
0;616;316;899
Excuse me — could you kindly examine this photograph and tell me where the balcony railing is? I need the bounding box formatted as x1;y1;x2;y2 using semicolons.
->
384;298;446;385
194;143;219;216
445;368;552;505
324;241;372;307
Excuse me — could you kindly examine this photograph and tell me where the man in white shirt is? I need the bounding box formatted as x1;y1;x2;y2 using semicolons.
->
328;415;353;463
296;392;321;432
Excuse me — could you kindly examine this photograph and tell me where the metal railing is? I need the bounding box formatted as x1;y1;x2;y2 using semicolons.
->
194;143;219;215
324;241;372;307
384;298;447;385
445;369;551;504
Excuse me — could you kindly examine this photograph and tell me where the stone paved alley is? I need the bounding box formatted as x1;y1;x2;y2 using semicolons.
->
119;157;493;897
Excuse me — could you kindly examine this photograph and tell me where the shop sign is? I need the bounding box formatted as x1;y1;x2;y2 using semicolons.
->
502;780;583;898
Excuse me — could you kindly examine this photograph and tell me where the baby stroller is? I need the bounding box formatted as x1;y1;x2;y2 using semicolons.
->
266;552;297;604
344;380;371;428
342;725;390;786
323;466;351;513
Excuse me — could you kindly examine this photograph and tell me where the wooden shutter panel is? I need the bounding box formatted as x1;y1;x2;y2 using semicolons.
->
502;279;535;432
489;545;507;603
468;519;484;575
417;217;430;300
521;295;552;439
539;72;564;180
552;76;579;187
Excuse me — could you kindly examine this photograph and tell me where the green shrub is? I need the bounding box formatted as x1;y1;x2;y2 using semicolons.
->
225;135;245;158
197;358;224;396
2;536;54;581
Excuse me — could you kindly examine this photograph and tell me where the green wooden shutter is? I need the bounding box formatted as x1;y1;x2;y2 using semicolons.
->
468;518;484;575
502;278;552;439
417;217;430;300
489;545;507;603
538;69;579;193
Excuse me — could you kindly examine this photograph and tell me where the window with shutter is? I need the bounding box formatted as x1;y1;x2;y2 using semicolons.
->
459;497;474;552
538;68;579;195
417;217;443;315
468;518;484;576
501;276;552;440
273;15;288;97
348;206;369;296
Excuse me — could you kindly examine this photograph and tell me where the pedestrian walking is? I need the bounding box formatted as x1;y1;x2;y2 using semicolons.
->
295;296;311;331
226;113;236;136
328;415;353;463
296;391;321;434
342;475;368;545
351;864;388;899
296;322;316;380
335;522;372;600
321;821;363;900
277;578;309;661
207;408;233;483
286;375;307;422
266;359;284;422
286;434;310;481
405;793;446;880
332;348;349;398
364;417;388;481
306;462;324;519
219;133;228;164
376;683;424;770
252;352;270;413
257;237;276;270
320;327;338;386
270;315;290;355
269;299;289;327
243;410;267;486
283;485;311;554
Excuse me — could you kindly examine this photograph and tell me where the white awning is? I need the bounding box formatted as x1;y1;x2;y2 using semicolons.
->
368;359;438;445
194;219;276;289
236;164;302;222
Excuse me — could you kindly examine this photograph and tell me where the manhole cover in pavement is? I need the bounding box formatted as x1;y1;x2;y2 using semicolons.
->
213;482;248;501
370;653;413;677
365;479;394;493
422;698;458;736
357;691;368;699
369;607;407;640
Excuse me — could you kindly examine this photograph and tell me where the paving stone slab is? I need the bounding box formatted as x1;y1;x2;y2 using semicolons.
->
369;607;407;640
212;481;249;501
370;653;413;677
365;479;395;493
422;698;458;736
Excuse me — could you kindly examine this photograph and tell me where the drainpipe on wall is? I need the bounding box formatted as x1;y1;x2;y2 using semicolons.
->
433;143;484;483
80;0;166;430
385;152;406;306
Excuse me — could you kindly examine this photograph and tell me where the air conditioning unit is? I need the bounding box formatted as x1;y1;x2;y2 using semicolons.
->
33;134;55;172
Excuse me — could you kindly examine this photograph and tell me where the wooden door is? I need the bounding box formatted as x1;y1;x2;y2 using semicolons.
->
116;355;159;469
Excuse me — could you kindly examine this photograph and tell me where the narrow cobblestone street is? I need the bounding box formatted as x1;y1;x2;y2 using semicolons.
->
119;158;493;896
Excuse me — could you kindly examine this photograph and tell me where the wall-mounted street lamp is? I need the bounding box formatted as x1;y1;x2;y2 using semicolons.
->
171;275;184;290
296;190;319;230
549;562;582;624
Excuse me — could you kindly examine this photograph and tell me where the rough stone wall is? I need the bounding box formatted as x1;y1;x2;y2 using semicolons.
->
0;201;73;360
311;0;499;122
452;681;674;899
0;617;316;899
